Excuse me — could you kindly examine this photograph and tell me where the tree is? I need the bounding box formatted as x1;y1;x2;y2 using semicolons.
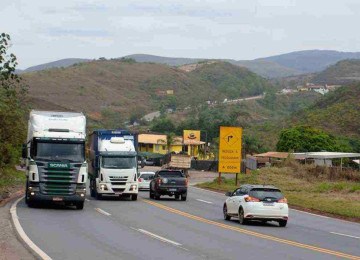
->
0;33;27;169
276;125;339;152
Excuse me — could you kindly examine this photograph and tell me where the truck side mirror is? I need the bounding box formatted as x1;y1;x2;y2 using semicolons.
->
21;144;27;159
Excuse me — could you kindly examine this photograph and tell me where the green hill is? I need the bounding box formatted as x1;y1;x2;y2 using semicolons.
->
312;59;360;84
23;60;271;123
292;84;360;140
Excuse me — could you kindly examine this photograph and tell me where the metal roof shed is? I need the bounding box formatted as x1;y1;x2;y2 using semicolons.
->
298;152;360;170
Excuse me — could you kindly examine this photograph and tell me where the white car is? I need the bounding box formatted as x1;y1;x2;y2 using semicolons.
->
223;184;289;227
138;172;155;190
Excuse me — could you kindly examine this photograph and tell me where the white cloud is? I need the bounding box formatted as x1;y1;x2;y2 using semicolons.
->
1;0;360;68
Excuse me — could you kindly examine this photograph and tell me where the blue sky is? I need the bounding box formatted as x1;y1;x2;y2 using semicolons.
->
2;0;360;69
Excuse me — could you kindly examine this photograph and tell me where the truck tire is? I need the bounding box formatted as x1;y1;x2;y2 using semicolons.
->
154;192;160;200
95;189;102;200
25;181;29;205
131;194;138;201
181;194;187;201
76;202;84;210
27;200;37;208
175;195;180;200
149;190;154;199
90;179;96;198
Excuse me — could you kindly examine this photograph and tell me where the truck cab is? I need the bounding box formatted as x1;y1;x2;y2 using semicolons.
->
89;130;138;200
24;110;87;209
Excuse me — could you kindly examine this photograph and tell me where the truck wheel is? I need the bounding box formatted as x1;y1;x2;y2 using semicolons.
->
95;189;102;200
25;181;29;205
154;192;160;200
90;179;95;198
149;190;154;199
131;194;138;201
181;194;187;201
175;195;180;200
27;200;37;208
76;202;84;210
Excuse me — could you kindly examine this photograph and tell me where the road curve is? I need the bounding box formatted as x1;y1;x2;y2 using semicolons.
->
15;187;360;260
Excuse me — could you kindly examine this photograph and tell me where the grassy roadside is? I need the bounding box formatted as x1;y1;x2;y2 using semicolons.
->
196;165;360;221
0;167;26;201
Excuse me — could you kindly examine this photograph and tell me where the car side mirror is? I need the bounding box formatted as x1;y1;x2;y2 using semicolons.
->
225;191;232;197
21;144;27;159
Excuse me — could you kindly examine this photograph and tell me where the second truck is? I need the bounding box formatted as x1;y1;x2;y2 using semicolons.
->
88;130;139;200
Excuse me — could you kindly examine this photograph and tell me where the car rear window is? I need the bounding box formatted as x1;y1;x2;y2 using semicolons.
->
249;188;284;200
140;173;154;180
158;171;184;178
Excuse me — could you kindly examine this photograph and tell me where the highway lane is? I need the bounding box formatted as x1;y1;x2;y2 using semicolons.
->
15;187;360;260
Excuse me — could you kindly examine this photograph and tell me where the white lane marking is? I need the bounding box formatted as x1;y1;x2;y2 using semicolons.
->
196;199;213;204
85;199;90;201
330;232;360;239
190;186;224;195
136;228;183;247
290;209;330;219
95;208;111;216
10;197;52;260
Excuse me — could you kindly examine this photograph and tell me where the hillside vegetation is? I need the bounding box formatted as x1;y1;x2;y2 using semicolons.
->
312;59;360;84
23;60;271;123
292;84;360;140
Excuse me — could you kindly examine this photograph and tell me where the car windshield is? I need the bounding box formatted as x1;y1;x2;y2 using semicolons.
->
249;188;284;200
140;173;154;180
101;156;137;169
33;141;85;162
158;171;183;178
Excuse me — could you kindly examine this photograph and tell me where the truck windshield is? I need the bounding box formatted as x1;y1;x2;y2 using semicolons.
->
34;141;85;162
101;156;137;169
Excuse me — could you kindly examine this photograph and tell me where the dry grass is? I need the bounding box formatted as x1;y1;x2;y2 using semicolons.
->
197;161;360;220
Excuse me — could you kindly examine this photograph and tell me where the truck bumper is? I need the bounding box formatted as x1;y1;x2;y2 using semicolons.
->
26;191;85;203
97;182;138;195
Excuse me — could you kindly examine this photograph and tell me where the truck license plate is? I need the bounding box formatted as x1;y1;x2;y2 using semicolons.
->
169;188;177;192
53;197;63;202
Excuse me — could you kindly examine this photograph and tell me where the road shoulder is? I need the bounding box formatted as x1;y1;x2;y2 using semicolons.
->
0;196;35;260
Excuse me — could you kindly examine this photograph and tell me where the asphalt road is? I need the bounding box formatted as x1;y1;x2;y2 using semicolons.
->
16;186;360;260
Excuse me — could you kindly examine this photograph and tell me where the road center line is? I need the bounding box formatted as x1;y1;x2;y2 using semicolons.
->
143;199;360;260
196;199;213;204
330;232;360;240
136;228;183;247
95;208;111;216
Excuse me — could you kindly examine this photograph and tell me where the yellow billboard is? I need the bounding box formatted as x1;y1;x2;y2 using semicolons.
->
183;130;201;142
218;126;242;173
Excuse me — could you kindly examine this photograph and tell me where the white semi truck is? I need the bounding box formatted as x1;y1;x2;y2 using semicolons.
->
88;130;139;200
23;110;87;209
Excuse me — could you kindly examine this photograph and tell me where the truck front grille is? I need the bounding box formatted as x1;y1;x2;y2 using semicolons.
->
38;164;80;196
109;176;128;186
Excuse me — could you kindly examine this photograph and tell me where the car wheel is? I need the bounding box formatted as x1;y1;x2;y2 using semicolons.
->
238;208;248;225
223;204;231;220
76;202;84;210
131;194;138;201
181;194;187;201
278;220;287;227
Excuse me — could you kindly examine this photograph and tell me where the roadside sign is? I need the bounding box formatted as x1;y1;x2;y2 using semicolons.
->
218;126;242;173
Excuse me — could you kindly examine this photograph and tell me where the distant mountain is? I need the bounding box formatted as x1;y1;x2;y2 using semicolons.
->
22;60;271;119
20;50;360;78
312;59;360;84
261;50;360;74
20;58;91;73
123;54;206;66
125;54;301;78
